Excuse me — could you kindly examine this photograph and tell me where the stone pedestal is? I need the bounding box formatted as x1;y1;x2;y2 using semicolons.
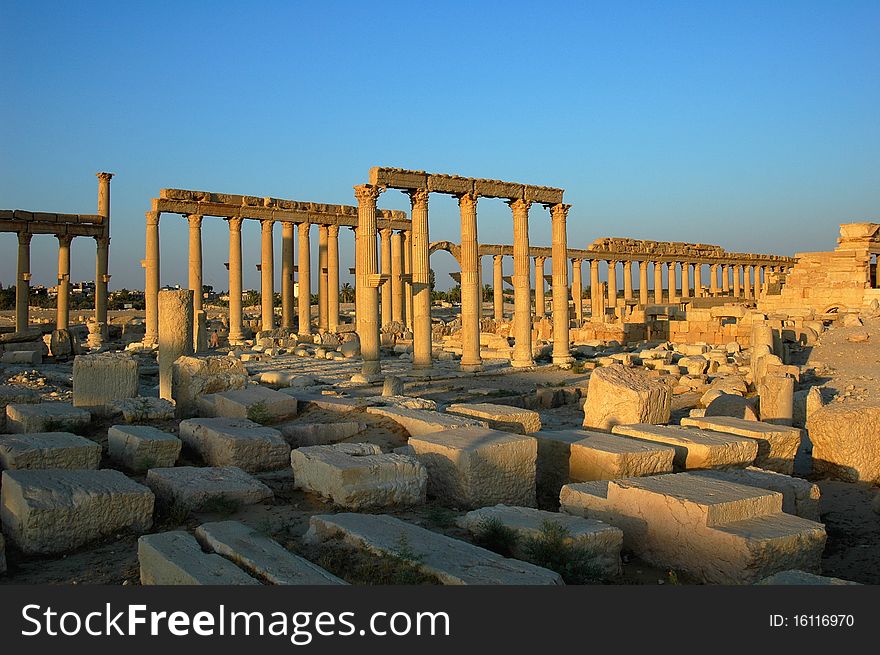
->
158;289;194;401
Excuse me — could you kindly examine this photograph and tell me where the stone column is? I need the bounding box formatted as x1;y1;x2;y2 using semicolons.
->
15;232;32;334
759;374;794;426
95;172;112;337
403;230;413;330
143;211;160;345
607;260;617;308
722;264;730;294
734;264;742;297
317;225;329;332
639;260;649;305
709;263;719;295
355;184;382;376
653;262;663;304
533;256;546;319
683;263;692;299
459;192;481;371
379;227;393;329
298;222;311;336
56;235;72;330
391;230;404;325
158;289;194;401
493;255;504;321
327;224;340;332
623;260;633;303
694;264;703;297
571;259;583;324
227;217;244;343
596;282;607;321
260;219;275;331
408;189;431;368
187;214;204;315
510;198;534;367
667;262;677;303
550;203;572;365
281;222;295;329
590;259;600;320
744;264;753;299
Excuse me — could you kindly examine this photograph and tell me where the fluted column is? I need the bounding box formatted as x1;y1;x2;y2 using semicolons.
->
550;202;572;364
709;263;719;295
493;255;504;321
355;184;382;376
260;219;275;331
571;259;583;324
667;262;677;303
607;260;617;308
298;222;312;336
144;211;160;344
227;217;244;343
187;215;203;314
639;260;649;305
683;263;692;298
653;262;663;304
694;264;703;297
458;192;481;371
95;172;112;337
409;189;431;368
734;264;742;297
378;227;393;329
510;198;533;367
534;256;546;319
318;225;329;332
281;223;295;328
744;264;753;299
590;259;600;320
403;230;413;330
391;230;404;326
623;260;633;302
722;264;730;294
56;234;72;330
327;225;340;332
15;232;32;333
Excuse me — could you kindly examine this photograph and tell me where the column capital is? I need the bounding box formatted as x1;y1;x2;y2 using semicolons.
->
18;231;32;246
379;227;394;239
96;172;114;182
549;202;571;220
507;197;532;214
145;211;160;227
457;192;478;210
607;259;618;266
57;234;74;246
327;224;340;238
298;221;311;234
494;254;504;263
534;255;546;265
406;187;429;207
354;184;383;203
93;235;109;247
261;218;274;232
281;221;295;234
571;257;582;266
187;214;203;229
227;216;243;232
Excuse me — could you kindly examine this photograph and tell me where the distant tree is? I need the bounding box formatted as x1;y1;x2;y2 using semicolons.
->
244;290;261;307
340;283;355;303
482;284;493;302
429;268;436;292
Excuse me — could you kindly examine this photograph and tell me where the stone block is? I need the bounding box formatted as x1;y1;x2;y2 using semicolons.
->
179;417;290;472
680;416;800;474
807;403;880;483
108;425;181;471
407;427;537;508
693;467;820;521
197;385;297;421
534;430;584;508
138;531;259;585
704;392;759;421
158;289;194;401
305;513;562;585
0;432;101;470
366;405;486;436
610;424;757;471
291;443;426;509
1;350;42;365
277;421;365;447
107;397;176;423
5;402;90;434
1;469;154;554
72;351;138;415
446;402;542;434
171;355;248;417
582;364;671;431
145;466;272;511
757;570;859;585
569;430;675;481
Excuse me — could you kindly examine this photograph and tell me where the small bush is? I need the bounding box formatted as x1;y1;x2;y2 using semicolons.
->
246;401;271;424
472;517;519;558
522;520;603;585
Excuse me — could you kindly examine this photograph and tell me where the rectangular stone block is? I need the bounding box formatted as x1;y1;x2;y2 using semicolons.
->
366;405;486;436
5;402;90;434
1;469;154;554
446;402;542;434
611;423;757;470
197;385;297;421
277;421;365;447
427;174;474;195
408;426;537;508
291;443;426;509
138;531;259;585
0;432;101;470
179;417;290;472
369;167;427;189
570;430;675;481
145;466;273;511
680;416;800;474
305;513;562;585
693;467;821;521
171;355;248;418
108;425;181;471
473;179;525;199
1;350;42;365
72;352;138;415
534;430;584;509
523;185;564;204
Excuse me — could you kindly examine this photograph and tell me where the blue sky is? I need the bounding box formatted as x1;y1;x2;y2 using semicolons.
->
1;1;878;291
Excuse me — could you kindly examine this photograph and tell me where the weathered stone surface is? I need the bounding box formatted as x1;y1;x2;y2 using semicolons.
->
680;416;800;474
382;376;404;397
305;513;563;585
610;424;757;471
138;531;259;585
171;355;248;417
758;374;795;426
459;504;622;577
704;393;759;421
1;469;154;554
277;421;365;447
1;350;42;365
291;443;426;509
582;364;671;431
0;432;101;470
560;473;826;584
158;289;194;401
807;402;880;483
108;397;175;423
197;385;298;421
757;570;860;585
569;430;675;481
366;405;486;436
195;521;345;585
145;466;272;511
693;467;821;521
179;417;290;472
408;427;537;508
5;402;90;434
108;425;181;471
446;402;542;434
534;430;584;508
72;351;138;415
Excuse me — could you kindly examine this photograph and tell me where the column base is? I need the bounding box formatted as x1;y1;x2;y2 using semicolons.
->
460;362;483;373
361;360;381;377
552;355;575;368
510;358;535;368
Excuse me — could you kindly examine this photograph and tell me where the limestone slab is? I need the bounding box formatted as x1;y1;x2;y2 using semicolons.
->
171;355;248;417
138;531;259;585
582;364;672;431
72;351;138;415
446;402;542;434
680;416;800;474
179;417;290;472
0;432;101;470
197;385;298;421
108;397;175;423
1;469;154;554
693;467;820;521
807;403;880;483
108;425;181;471
569;430;675;481
366;405;486;436
534;430;584;508
145;466;273;511
757;570;859;585
305;513;563;585
277;421;365;447
611;423;757;470
5;402;90;434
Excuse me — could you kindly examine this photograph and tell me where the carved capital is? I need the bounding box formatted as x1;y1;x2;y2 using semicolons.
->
353;184;382;204
507;198;532;215
379;227;393;240
145;211;160;227
227;216;244;232
457;192;478;211
406;188;429;207
534;256;546;266
261;218;274;233
298;221;311;236
571;258;582;267
187;214;203;230
18;232;32;246
96;172;114;182
328;224;340;238
57;234;74;247
550;203;571;220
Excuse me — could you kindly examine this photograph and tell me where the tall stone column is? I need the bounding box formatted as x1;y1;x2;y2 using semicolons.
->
683;263;691;299
187;214;203;314
639;260;649;305
260;219;275;331
355;184;382;376
227;217;244;343
653;262;663;304
510;198;534;367
379;227;393;329
667;262;677;303
534;256;546;319
734;264;742;297
56;234;72;330
722;264;730;294
158;289;193;402
327;225;340;332
623;260;633;302
403;230;413;330
281;222;295;329
459;193;481;371
391;230;404;325
15;232;32;334
709;263;719;295
408;189;431;369
493;255;504;321
95;172;112;337
571;259;583;324
607;260;617;308
744;264;753;299
550;203;572;365
318;225;329;332
694;264;703;297
298;222;312;336
590;259;600;320
143;211;160;345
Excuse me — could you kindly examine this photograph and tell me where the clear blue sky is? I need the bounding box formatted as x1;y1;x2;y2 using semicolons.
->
1;1;878;292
